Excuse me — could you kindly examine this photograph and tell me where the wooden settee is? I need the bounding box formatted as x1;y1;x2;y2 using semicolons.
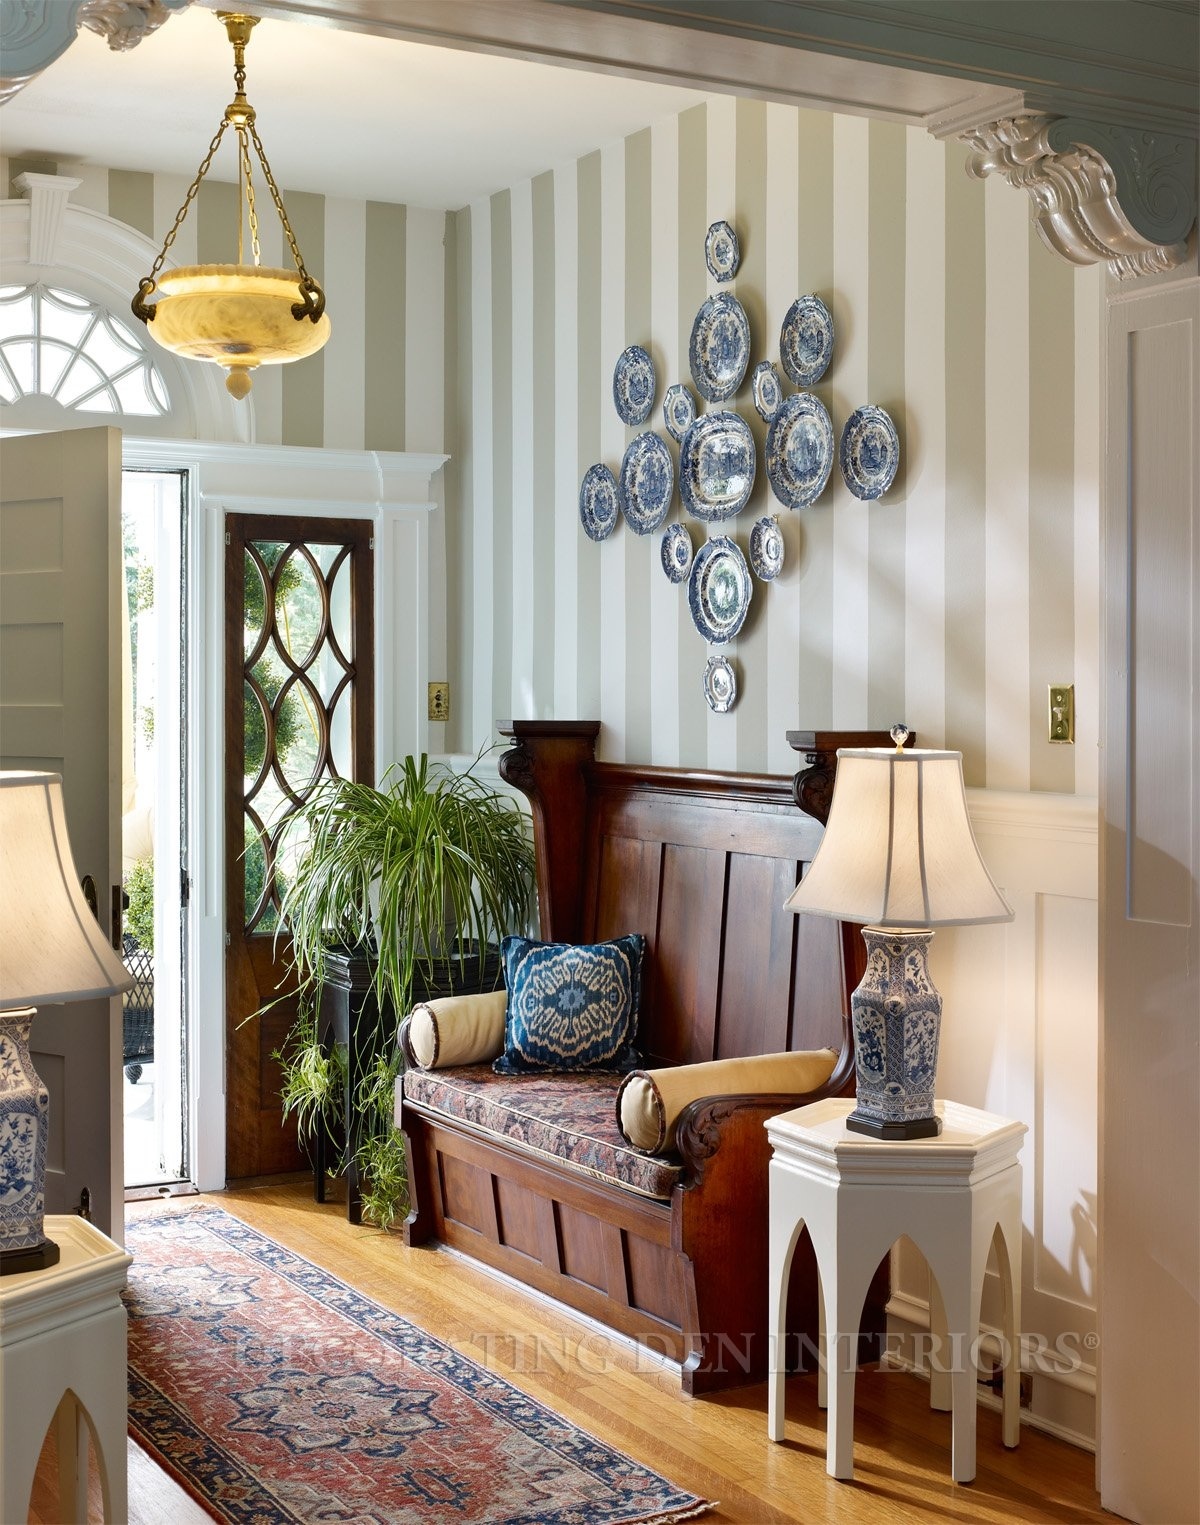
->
397;721;891;1395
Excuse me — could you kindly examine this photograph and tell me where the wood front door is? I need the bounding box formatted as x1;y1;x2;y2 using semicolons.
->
0;427;124;1236
224;514;374;1181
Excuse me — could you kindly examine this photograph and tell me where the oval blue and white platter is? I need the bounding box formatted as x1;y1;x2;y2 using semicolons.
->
703;654;738;713
660;522;694;584
765;392;834;510
613;344;656;426
689;292;751;403
840;404;900;500
663;383;696;443
779;294;834;387
751;360;783;422
578;462;619;541
705;220;741;283
749;515;785;581
619;431;674;534
688;535;752;644
679;410;756;521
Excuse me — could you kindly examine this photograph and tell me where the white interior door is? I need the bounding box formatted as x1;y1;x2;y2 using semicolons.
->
0;426;123;1240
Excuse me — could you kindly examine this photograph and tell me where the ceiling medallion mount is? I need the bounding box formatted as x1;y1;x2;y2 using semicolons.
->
130;11;330;400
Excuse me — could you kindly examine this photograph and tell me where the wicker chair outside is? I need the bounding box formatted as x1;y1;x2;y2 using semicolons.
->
122;933;154;1084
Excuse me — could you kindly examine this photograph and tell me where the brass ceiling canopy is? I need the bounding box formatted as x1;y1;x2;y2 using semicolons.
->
131;12;330;400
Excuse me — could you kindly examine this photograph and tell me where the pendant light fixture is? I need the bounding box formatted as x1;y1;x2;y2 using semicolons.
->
131;12;330;400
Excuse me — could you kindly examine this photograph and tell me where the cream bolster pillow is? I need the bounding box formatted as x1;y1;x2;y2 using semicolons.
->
408;990;508;1070
616;1048;839;1154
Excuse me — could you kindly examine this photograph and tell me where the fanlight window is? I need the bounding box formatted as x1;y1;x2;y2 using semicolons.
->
0;284;169;416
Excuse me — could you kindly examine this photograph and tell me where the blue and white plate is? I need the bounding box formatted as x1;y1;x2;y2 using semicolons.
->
749;516;785;581
751;360;783;422
839;405;900;500
619;431;674;534
613;344;656;426
660;522;694;584
663;383;696;443
688;535;752;644
579;463;619;541
765;393;834;510
779;294;834;387
689;292;751;403
705;220;740;282
703;654;738;713
679;410;756;521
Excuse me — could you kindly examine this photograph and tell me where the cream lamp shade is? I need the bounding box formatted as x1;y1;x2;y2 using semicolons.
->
783;748;1013;929
784;743;1012;1141
0;771;130;1275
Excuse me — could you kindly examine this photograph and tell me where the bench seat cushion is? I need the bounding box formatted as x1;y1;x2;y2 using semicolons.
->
401;1065;683;1201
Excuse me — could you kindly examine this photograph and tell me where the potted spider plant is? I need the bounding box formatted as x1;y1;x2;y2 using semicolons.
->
274;750;535;1228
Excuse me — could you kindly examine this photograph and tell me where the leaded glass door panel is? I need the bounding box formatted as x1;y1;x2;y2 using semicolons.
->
224;514;373;1180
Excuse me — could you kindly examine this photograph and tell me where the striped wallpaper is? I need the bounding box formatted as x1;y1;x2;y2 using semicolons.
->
445;97;1102;795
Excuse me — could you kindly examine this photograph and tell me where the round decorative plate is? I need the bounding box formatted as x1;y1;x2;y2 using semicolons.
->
749;516;785;581
689;292;751;403
688;535;752;644
765;392;834;510
703;654;738;713
751;360;783;422
679;410;756;521
663;382;696;443
704;220;741;282
660;522;694;584
578;462;619;541
779;294;834;387
613;344;656;426
839;404;900;500
619;431;674;534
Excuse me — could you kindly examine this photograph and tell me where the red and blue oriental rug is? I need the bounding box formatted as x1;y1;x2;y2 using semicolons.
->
124;1205;710;1525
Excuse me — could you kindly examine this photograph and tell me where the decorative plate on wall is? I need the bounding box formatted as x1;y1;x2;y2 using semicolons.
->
688;535;752;644
679;410;756;521
578;463;619;541
779;294;834;387
749;515;785;581
613;344;656;426
765;392;834;510
688;292;751;403
839;405;900;500
751;360;783;422
663;383;696;443
704;220;741;282
660;522;694;584
619;431;674;534
703;653;738;713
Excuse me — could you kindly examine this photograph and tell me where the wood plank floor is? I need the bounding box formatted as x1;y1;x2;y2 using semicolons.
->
33;1181;1112;1523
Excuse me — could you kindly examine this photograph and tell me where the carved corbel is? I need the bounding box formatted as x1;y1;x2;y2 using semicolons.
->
0;0;191;104
958;113;1196;281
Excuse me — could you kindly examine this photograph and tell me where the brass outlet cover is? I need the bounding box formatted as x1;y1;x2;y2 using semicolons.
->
428;681;450;723
1048;684;1075;744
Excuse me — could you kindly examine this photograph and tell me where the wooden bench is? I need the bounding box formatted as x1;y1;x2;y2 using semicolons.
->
397;721;891;1394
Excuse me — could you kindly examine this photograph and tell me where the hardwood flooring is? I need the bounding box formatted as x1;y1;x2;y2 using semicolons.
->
32;1181;1111;1523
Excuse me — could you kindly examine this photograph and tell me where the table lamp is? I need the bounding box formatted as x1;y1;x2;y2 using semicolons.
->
0;772;132;1274
784;727;1013;1139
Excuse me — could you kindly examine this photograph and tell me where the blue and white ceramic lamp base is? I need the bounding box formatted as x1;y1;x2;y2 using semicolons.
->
846;928;943;1140
0;1007;60;1275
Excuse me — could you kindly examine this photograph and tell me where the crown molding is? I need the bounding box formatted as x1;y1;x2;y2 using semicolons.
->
0;0;192;103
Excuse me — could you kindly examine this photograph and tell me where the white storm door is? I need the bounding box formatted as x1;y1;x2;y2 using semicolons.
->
0;427;124;1241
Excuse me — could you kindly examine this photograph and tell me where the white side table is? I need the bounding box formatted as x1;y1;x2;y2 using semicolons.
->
766;1098;1025;1483
0;1215;131;1524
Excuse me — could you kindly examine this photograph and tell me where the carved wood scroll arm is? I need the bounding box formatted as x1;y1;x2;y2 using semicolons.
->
674;1087;844;1189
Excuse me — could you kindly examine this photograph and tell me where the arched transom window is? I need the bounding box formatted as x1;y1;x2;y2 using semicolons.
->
0;284;169;416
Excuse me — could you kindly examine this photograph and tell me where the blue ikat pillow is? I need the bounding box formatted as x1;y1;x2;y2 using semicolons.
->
493;933;645;1075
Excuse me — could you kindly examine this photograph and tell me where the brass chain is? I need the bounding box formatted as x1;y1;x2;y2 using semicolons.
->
249;122;310;284
236;125;262;267
141;119;231;289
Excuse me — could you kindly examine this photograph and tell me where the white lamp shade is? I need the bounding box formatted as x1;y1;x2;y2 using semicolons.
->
0;771;133;1006
784;748;1014;928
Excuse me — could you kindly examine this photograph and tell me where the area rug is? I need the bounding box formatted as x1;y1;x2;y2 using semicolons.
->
124;1205;711;1525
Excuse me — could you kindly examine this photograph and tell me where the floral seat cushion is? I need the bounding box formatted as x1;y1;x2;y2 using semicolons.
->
400;1065;682;1201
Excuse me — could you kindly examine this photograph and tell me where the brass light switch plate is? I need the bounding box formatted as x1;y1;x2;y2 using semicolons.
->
428;681;450;723
1048;684;1074;744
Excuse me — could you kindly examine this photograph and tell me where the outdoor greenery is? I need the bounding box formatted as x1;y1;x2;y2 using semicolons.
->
124;856;154;953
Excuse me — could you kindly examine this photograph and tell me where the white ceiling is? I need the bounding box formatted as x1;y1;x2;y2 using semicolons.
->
1;6;704;209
